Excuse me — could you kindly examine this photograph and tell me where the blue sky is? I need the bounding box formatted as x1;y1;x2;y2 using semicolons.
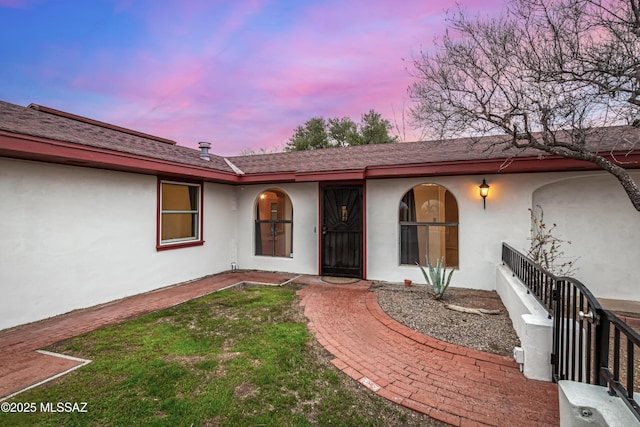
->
0;0;506;155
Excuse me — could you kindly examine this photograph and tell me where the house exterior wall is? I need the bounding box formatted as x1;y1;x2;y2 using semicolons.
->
234;182;319;275
366;171;640;300
532;171;640;301
0;158;235;330
2;155;637;331
366;174;536;289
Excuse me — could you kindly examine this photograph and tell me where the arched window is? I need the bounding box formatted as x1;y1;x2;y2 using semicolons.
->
255;189;293;257
399;184;459;267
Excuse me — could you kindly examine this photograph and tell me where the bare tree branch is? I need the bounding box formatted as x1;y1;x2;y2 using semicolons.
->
409;0;640;211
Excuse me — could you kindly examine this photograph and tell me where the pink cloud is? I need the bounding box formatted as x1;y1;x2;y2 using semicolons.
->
24;0;508;156
231;1;449;146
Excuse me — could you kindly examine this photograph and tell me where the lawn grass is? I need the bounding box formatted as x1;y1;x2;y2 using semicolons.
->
0;285;440;426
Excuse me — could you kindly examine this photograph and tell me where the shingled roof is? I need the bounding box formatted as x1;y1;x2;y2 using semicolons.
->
226;125;640;177
0;101;235;174
228;136;534;174
1;100;638;183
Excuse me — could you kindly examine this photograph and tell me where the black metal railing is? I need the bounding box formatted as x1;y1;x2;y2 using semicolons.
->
501;243;555;315
552;277;602;384
502;243;640;420
599;310;640;417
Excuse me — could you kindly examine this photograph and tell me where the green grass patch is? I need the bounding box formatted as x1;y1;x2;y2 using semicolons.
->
0;286;441;426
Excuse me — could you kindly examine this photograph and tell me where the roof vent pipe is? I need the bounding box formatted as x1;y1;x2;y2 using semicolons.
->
198;141;211;161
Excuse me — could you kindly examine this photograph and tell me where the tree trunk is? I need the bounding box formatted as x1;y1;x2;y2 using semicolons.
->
591;155;640;212
541;145;640;213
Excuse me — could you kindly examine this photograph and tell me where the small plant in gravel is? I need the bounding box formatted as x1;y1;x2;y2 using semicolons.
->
417;257;454;300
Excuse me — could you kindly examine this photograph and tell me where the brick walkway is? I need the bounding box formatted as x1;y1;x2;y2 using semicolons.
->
297;278;560;427
0;273;560;426
0;271;296;399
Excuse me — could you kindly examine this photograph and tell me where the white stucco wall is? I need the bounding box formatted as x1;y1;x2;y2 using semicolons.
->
3;156;637;330
365;171;640;296
532;171;640;301
496;265;553;381
0;158;235;330
366;174;537;289
235;182;319;275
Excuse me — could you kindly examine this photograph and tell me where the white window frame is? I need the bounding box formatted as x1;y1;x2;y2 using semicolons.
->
159;180;202;247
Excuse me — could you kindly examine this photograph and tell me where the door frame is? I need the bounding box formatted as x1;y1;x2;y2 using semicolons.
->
318;182;366;279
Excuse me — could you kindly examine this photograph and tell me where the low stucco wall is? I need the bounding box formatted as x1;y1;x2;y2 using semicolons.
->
496;264;553;381
0;158;235;330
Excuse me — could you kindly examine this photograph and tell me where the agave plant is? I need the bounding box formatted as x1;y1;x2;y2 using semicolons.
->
417;257;454;300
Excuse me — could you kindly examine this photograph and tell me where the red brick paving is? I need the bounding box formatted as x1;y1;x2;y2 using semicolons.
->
0;272;560;427
297;279;560;427
0;271;295;399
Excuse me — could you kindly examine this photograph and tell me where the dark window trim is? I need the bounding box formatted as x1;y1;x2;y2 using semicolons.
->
254;189;293;258
398;184;459;268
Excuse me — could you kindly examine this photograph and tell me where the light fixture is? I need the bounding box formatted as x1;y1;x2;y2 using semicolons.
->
479;178;490;210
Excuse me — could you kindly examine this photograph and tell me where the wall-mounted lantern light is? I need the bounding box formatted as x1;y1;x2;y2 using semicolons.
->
479;178;490;210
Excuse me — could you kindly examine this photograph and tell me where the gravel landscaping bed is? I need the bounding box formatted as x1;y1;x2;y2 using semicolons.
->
371;282;520;357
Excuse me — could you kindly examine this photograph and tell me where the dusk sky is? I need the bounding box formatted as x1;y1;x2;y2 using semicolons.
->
1;0;506;156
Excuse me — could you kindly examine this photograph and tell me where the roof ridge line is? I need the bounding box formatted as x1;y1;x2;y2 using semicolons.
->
27;103;178;145
224;157;244;174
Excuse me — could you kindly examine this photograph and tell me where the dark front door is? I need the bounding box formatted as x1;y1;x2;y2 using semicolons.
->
321;185;363;278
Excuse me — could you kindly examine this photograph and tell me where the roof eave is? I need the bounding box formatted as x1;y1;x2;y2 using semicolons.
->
3;129;638;184
364;153;640;178
294;169;366;182
235;171;298;184
0;131;240;183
